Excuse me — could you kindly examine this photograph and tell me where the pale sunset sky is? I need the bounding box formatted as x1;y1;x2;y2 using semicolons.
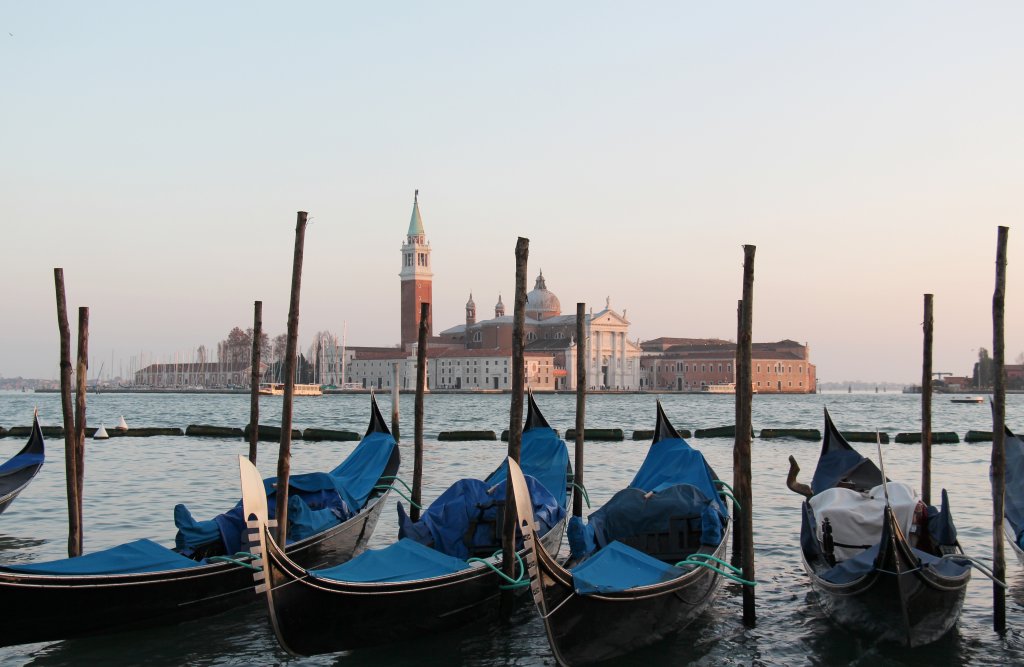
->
1;3;1021;383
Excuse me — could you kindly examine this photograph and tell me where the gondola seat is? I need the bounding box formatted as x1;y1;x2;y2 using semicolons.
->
0;539;204;575
570;540;687;594
310;538;472;583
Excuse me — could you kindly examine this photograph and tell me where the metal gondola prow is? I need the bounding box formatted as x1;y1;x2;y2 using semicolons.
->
366;390;391;437
524;388;551;432
652;400;682;444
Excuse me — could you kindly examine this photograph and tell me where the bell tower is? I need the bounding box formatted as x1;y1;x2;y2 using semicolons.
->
400;190;433;348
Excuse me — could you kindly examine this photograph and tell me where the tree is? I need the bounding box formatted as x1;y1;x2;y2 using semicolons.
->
973;347;994;389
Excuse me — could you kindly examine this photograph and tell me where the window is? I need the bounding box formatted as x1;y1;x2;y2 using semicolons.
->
727;363;732;372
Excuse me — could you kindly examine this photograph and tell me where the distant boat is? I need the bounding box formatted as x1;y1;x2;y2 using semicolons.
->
258;383;322;397
702;383;736;394
950;397;984;404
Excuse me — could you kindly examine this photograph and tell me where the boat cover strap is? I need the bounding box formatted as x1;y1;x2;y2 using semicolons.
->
310;538;471;583
0;539;204;575
572;540;684;594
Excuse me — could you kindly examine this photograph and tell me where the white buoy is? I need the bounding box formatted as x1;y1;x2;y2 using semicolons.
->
116;415;128;431
94;425;109;440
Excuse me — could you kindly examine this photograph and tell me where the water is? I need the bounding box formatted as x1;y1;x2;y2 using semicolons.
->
0;390;1022;666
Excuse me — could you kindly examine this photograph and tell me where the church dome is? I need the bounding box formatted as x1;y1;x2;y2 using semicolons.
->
525;271;561;320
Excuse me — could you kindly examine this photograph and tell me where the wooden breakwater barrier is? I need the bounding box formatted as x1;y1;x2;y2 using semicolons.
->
2;425;181;438
244;424;302;442
759;428;821;441
895;431;960;444
632;428;693;440
303;428;360;442
439;430;497;441
565;428;624;441
966;430;993;443
501;428;559;441
694;425;755;439
841;431;890;444
186;425;244;438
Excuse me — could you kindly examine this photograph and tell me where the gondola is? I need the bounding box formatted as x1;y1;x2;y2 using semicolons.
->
0;394;398;647
796;407;971;646
1003;426;1024;565
241;392;572;656
506;402;733;666
0;412;45;516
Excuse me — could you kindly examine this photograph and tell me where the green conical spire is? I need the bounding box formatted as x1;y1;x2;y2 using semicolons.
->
408;189;425;237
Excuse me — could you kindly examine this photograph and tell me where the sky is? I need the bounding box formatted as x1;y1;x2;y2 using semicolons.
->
1;2;1022;383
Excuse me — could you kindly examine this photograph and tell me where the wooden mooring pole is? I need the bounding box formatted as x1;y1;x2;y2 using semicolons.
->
735;245;756;626
248;300;262;464
501;236;529;619
392;361;402;441
72;306;88;555
275;211;307;546
53;269;81;557
732;298;743;568
573;302;586;518
411;303;428;522
921;294;933;506
991;225;1008;634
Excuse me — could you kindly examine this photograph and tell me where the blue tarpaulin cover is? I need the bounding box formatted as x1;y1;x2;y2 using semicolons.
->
0;539;204;575
176;430;395;555
399;474;564;560
820;542;970;585
1004;429;1024;547
485;426;569;508
630;436;726;515
311;538;471;583
572;540;685;594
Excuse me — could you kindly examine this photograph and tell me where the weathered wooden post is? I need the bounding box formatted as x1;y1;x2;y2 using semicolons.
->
573;302;586;517
501;236;529;618
73;306;88;555
411;303;429;522
392;361;402;441
992;225;1008;634
275;211;307;546
249;300;262;464
735;245;756;626
732;298;743;567
54;269;81;557
922;294;933;506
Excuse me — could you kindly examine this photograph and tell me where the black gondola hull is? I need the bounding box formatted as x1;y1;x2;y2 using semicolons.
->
0;491;390;647
534;526;729;666
261;518;567;655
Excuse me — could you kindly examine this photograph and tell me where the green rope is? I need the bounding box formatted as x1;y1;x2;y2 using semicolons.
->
207;554;262;571
378;475;415;496
467;549;527;589
717;489;742;511
572;483;591;508
675;558;756;587
373;484;423;510
681;552;743;575
712;479;735;494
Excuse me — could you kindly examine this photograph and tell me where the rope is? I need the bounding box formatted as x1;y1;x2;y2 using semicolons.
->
466;549;528;589
717;489;742;512
378;475;415;496
572;483;591;508
682;552;744;575
207;553;262;571
712;479;735;494
373;484;423;509
674;558;757;587
941;554;1007;589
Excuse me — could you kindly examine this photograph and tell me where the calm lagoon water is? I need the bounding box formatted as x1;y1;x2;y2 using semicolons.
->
0;390;1022;666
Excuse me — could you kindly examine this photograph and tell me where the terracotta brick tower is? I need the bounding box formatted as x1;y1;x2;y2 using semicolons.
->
400;190;432;348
